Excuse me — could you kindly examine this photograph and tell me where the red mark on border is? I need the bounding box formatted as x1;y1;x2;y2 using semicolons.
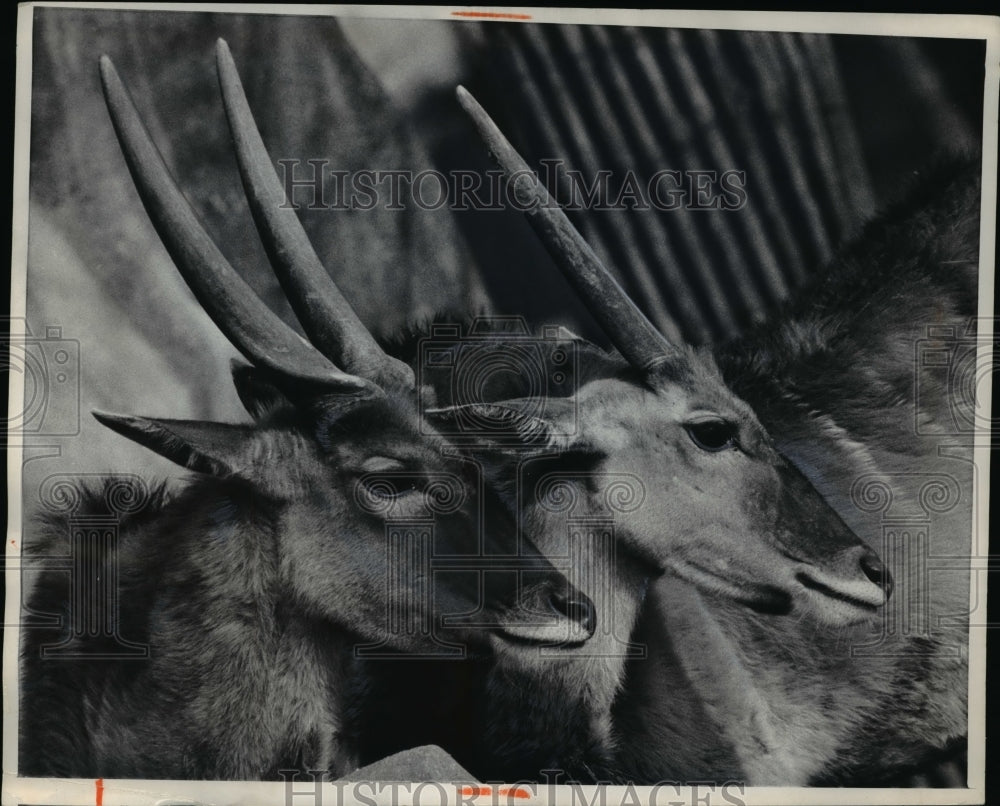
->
96;778;104;806
451;11;533;20
460;786;530;799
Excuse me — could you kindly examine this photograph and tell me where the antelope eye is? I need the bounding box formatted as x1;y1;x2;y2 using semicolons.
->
685;419;737;452
358;470;429;501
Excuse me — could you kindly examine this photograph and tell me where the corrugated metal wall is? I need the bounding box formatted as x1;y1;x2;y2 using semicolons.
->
450;24;982;346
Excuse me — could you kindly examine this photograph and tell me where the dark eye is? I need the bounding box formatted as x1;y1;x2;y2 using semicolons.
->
685;420;737;452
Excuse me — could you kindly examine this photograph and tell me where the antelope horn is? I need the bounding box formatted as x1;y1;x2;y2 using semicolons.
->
215;39;415;391
455;86;680;373
100;55;375;397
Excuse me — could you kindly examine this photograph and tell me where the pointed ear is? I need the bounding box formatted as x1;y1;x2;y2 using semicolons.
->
93;411;254;477
230;359;291;420
425;397;578;451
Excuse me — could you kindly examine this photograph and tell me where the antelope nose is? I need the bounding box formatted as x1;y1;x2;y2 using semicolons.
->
860;550;893;599
548;590;597;637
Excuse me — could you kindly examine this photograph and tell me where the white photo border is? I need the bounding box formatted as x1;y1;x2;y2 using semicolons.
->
5;5;996;805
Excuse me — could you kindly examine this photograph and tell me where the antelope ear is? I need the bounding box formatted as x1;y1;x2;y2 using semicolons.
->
230;360;291;420
425;397;578;451
93;411;254;477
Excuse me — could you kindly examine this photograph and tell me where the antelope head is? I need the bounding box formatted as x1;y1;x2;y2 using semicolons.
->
440;88;893;628
94;41;596;651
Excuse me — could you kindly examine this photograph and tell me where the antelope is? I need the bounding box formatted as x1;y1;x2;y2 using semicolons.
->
433;93;976;785
608;159;977;786
348;90;902;783
18;42;596;781
19;39;973;787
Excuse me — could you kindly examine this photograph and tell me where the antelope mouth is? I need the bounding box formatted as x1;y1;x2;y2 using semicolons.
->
490;586;597;647
494;613;594;647
795;571;884;613
672;562;793;616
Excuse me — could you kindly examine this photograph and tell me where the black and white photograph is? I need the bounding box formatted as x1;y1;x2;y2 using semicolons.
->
4;5;995;804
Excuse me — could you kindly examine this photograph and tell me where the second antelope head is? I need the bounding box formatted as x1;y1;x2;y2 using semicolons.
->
438;88;893;628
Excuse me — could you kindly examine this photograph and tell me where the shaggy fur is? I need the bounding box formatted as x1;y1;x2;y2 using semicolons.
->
21;475;355;779
19;386;584;780
362;159;981;785
613;158;979;784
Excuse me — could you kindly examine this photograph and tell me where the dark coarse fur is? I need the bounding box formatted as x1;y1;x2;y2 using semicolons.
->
342;646;619;784
611;158;980;785
343;159;982;786
20;476;356;779
18;355;598;781
717;157;980;450
352;158;982;785
340;449;619;783
742;157;979;785
340;655;493;775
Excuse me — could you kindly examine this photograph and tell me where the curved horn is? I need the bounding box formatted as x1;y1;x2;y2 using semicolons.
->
215;39;415;391
99;55;374;396
455;86;680;373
